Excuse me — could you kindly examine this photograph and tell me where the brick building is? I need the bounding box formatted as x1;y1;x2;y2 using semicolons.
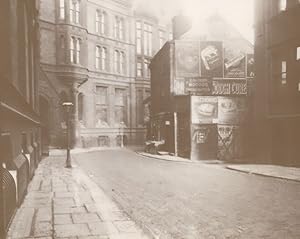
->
149;14;254;161
38;0;172;149
0;0;41;236
253;0;300;166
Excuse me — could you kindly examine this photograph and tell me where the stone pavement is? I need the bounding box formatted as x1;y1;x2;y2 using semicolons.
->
226;164;300;182
7;156;150;239
138;151;300;182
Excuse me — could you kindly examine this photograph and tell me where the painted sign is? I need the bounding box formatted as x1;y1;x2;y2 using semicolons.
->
247;54;255;78
212;79;247;95
218;97;247;124
175;41;200;77
191;96;218;124
224;47;246;78
185;77;212;95
200;41;223;77
173;78;186;95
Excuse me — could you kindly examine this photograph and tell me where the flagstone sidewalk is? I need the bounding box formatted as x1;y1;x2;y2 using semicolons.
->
7;156;150;239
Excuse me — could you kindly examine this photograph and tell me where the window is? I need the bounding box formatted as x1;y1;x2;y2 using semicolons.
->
114;16;124;40
159;30;165;49
96;46;107;70
60;0;65;19
144;59;150;77
60;35;65;62
70;0;80;24
281;61;287;84
136;21;142;54
144;23;152;56
115;88;127;126
96;10;106;34
137;61;143;77
96;86;108;127
114;50;125;74
279;0;287;11
70;37;80;64
297;47;300;60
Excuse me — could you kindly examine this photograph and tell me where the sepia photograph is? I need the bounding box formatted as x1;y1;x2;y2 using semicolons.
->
0;0;299;238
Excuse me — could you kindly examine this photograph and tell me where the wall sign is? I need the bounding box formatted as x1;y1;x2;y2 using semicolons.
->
224;47;246;78
185;77;212;95
212;79;247;95
175;41;200;77
191;96;218;124
218;97;247;124
200;41;223;77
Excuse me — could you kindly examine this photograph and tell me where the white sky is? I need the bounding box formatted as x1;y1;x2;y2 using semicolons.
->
133;0;254;43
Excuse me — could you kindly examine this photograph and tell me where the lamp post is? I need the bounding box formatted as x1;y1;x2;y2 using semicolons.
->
62;102;73;168
119;121;125;148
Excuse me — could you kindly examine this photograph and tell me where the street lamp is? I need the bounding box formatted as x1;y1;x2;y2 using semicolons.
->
62;102;73;168
119;121;125;148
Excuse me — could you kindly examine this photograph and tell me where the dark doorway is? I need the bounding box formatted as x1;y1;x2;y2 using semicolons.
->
39;96;50;156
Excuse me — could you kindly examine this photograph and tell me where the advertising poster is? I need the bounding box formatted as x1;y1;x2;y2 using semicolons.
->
224;47;246;78
200;41;223;77
185;77;212;95
212;79;247;95
175;41;200;77
247;54;255;78
191;124;218;160
191;96;218;124
218;97;247;124
173;78;187;95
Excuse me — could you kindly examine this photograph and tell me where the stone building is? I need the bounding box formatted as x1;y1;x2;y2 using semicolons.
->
0;0;41;236
253;0;300;166
38;0;172;148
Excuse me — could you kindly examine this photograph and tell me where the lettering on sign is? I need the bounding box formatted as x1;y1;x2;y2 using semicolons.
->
212;80;247;95
185;78;212;95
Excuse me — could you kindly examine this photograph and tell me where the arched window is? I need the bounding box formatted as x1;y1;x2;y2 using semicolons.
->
120;51;125;74
60;0;65;19
114;50;119;72
101;47;107;70
70;37;75;63
114;16;124;40
70;0;80;23
96;10;106;34
96;46;100;69
70;37;80;64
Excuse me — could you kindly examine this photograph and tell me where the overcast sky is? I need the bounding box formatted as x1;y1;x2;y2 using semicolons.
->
133;0;254;43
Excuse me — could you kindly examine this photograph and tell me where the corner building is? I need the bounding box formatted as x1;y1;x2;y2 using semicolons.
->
253;0;300;166
39;0;171;148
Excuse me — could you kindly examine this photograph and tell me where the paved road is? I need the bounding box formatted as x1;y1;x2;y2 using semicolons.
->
75;149;300;239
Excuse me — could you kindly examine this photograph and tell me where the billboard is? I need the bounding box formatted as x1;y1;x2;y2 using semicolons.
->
200;41;223;77
218;97;247;124
212;79;247;95
185;77;212;95
224;47;246;78
191;96;218;124
175;41;200;77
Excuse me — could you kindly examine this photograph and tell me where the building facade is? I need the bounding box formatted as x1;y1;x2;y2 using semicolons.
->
149;15;254;161
0;0;41;236
39;0;172;149
253;0;300;166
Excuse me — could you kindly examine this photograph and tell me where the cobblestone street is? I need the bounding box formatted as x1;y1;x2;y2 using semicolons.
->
75;149;300;239
7;155;149;239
